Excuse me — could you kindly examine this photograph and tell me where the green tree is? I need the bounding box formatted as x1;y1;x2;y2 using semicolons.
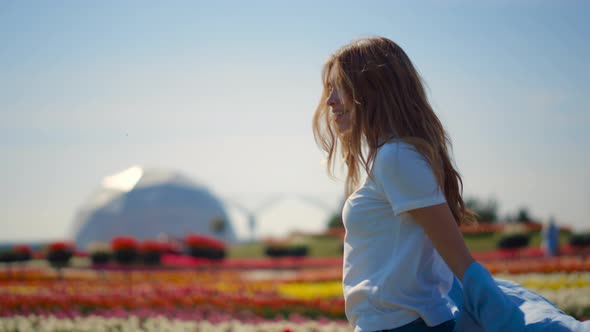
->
515;207;532;223
465;197;498;222
327;213;344;229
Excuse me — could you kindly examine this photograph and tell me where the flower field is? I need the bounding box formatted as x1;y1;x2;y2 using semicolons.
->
0;264;349;331
1;247;590;331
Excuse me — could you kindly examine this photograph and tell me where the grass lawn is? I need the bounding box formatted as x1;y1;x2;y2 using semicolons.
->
228;236;343;259
464;231;571;252
228;231;572;258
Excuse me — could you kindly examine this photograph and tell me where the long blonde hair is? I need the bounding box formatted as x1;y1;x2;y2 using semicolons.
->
312;36;475;225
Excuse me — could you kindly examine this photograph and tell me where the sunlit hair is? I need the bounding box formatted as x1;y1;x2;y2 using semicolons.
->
312;36;475;225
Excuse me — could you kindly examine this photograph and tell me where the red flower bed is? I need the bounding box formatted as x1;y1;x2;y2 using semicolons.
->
10;245;33;262
161;255;342;269
110;236;140;265
185;234;225;250
0;269;347;320
140;240;164;253
47;241;74;252
484;256;590;274
185;234;226;260
111;236;139;251
12;245;32;255
45;241;75;267
560;244;590;256
472;247;546;261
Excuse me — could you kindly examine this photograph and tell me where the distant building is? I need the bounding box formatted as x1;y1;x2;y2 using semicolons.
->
71;166;236;250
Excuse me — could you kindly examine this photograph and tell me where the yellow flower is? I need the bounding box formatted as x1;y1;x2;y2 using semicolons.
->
277;281;343;300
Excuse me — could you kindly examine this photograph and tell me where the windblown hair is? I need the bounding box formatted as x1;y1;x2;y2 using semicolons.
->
312;36;475;225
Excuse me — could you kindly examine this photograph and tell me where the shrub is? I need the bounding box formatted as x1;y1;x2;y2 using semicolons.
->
111;236;139;265
140;240;164;265
185;234;226;260
0;250;16;264
12;245;32;263
46;241;74;268
497;233;530;249
264;240;309;258
264;245;288;257
87;242;112;265
569;233;590;247
91;251;111;265
290;245;308;257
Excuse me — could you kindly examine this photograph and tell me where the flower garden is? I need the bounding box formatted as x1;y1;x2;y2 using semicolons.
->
1;227;590;331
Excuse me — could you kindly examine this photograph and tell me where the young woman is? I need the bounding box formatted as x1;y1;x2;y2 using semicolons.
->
312;36;588;332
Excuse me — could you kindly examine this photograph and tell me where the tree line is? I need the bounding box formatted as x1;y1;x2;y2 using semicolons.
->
328;196;540;229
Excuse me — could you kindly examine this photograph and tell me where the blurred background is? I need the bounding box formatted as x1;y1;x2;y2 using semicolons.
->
0;1;589;329
1;0;588;245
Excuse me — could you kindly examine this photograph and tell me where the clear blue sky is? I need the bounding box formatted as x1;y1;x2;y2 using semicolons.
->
1;1;589;242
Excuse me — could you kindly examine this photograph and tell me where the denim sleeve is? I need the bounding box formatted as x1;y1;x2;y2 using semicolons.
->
458;261;590;332
460;262;526;331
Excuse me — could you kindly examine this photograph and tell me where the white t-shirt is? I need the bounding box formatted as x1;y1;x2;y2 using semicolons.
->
342;141;455;332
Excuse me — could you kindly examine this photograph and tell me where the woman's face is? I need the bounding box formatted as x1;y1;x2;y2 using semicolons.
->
326;69;352;133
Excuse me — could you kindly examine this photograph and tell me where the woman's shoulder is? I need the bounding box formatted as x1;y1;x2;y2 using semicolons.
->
373;140;431;179
376;140;421;163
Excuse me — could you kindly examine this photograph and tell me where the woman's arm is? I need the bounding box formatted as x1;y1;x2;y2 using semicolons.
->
407;202;474;281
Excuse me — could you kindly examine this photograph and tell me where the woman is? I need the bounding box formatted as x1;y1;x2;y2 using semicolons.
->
312;36;588;332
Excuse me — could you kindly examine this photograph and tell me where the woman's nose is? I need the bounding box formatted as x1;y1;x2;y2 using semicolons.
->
326;92;337;106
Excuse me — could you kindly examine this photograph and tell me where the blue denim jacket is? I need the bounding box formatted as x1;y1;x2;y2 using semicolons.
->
449;262;590;332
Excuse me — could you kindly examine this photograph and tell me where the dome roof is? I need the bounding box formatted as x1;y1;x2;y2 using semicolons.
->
71;166;236;250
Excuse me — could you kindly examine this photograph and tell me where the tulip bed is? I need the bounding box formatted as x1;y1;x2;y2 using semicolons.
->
493;272;590;319
2;253;590;331
0;265;349;331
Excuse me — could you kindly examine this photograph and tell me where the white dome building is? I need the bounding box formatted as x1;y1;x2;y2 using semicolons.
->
71;166;236;250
